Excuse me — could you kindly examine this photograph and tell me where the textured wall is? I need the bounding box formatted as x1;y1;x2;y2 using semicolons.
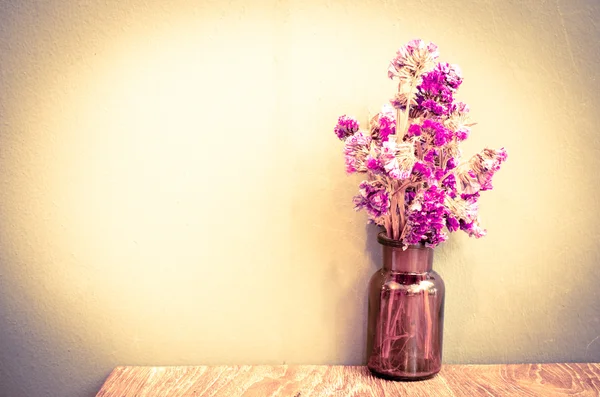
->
1;0;599;396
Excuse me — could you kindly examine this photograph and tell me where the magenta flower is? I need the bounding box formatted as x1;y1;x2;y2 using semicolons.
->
424;149;438;164
334;115;360;140
365;155;383;172
379;140;416;180
441;174;457;198
454;102;470;113
436;62;463;89
353;180;390;220
420;99;445;116
446;157;457;170
404;186;449;247
414;62;463;117
407;123;422;137
415;119;452;147
444;191;488;238
456;147;508;194
388;39;439;81
343;131;372;173
455;127;469;141
378;112;396;142
446;215;460;232
460;219;487;238
412;161;433;180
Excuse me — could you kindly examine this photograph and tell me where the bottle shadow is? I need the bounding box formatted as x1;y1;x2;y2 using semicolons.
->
328;223;384;365
362;223;384;362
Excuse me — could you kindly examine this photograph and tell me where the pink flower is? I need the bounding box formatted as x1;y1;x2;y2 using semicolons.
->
388;39;439;81
377;105;396;142
343;131;372;174
456;148;508;193
404;186;449;247
353;180;390;220
334;115;360;140
380;141;416;180
365;155;382;172
407;124;422;137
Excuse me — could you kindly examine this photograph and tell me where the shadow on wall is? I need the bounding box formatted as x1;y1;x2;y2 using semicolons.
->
362;223;384;361
328;223;383;365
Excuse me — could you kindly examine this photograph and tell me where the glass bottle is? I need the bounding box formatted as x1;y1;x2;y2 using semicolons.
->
367;232;445;380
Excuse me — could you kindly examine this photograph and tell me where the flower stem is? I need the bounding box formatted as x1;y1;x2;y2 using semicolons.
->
384;216;392;239
416;139;423;160
439;149;446;169
423;290;432;359
392;181;422;238
396;80;415;143
383;291;394;359
390;187;400;240
403;89;414;136
396;83;403;140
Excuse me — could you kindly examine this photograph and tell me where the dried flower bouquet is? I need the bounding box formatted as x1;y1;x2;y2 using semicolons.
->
334;39;507;248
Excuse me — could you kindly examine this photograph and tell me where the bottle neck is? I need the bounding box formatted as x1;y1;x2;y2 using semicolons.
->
382;244;433;273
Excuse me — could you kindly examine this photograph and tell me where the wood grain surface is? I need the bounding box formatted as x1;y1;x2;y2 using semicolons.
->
97;364;600;396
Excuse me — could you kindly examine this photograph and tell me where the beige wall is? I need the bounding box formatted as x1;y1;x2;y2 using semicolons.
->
1;0;599;395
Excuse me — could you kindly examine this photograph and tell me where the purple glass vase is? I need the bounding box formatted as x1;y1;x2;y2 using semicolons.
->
367;232;445;381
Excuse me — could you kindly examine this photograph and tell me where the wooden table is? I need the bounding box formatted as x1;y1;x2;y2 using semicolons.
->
97;364;600;396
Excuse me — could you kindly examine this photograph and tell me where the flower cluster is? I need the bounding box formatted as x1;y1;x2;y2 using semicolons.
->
407;119;453;147
334;115;360;140
413;63;463;117
353;180;390;221
372;105;396;142
388;39;439;83
333;39;507;249
405;186;448;246
455;148;508;194
343;131;371;173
